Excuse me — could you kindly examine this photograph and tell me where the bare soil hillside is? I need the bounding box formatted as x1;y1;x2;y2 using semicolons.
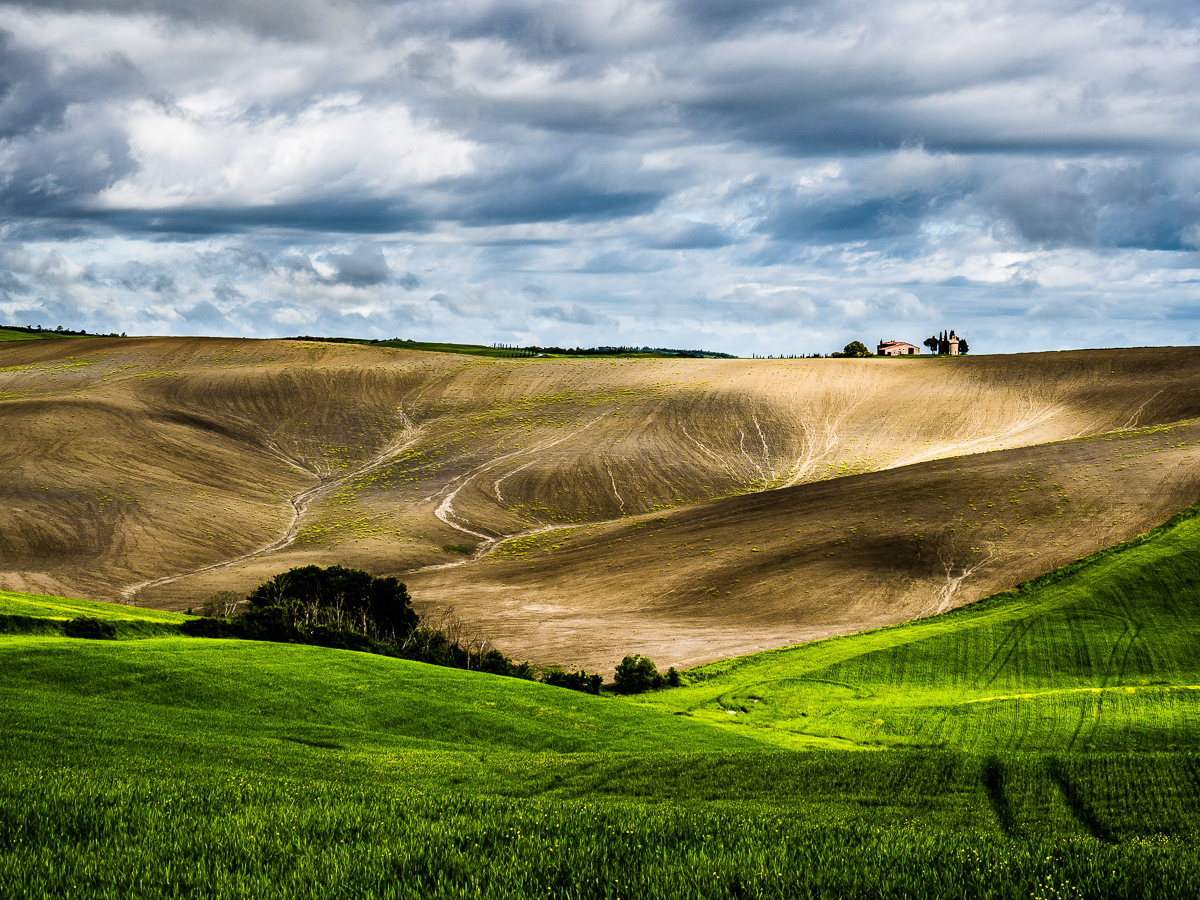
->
3;337;1199;669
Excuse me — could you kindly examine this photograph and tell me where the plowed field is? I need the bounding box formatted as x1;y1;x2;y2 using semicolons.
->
3;336;1199;669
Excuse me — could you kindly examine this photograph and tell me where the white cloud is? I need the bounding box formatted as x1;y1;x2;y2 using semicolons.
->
95;96;475;210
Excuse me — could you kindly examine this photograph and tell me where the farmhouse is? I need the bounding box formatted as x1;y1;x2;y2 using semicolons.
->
876;340;920;356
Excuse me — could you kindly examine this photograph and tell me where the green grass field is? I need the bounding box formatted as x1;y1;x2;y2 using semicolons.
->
0;328;74;342
5;502;1200;897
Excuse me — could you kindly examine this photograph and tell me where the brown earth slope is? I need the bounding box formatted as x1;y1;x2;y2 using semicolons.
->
2;337;1199;669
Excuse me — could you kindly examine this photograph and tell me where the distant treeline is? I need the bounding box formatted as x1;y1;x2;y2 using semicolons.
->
2;324;125;337
749;353;824;359
285;334;736;359
287;334;368;344
523;344;736;359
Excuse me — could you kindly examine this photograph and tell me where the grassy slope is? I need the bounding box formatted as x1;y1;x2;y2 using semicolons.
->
0;329;73;342
0;590;185;622
0;596;761;761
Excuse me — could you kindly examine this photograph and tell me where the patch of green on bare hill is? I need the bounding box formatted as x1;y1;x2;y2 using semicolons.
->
2;336;1200;669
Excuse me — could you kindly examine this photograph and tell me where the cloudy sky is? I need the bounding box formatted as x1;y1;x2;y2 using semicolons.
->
1;0;1199;354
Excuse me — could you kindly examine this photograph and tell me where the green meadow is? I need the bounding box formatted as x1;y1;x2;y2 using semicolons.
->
0;328;71;342
4;502;1200;897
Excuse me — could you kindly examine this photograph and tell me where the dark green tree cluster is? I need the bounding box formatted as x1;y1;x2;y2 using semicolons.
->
541;669;603;695
180;565;534;680
246;565;418;641
924;330;970;355
612;655;681;693
830;341;873;358
522;345;735;359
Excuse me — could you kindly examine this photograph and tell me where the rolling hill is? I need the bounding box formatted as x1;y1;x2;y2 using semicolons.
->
2;335;1200;669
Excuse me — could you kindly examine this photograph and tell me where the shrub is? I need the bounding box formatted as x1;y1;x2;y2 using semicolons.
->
234;606;298;643
613;655;664;694
181;607;297;642
306;625;374;652
63;617;116;640
179;617;237;639
831;340;873;358
542;669;603;695
475;649;534;679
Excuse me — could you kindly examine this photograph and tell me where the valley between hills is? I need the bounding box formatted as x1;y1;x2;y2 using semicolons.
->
3;335;1200;671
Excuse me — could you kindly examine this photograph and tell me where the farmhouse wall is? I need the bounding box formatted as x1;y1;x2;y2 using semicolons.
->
876;340;920;356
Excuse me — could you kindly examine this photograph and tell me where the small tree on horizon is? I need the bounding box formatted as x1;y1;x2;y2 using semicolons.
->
831;340;873;358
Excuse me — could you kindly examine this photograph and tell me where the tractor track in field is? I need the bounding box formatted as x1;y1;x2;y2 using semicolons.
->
119;412;424;603
415;415;611;572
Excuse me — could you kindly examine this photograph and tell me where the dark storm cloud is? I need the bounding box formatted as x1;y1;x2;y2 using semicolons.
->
980;160;1200;251
642;220;733;250
760;188;948;243
77;198;431;236
196;247;272;277
533;302;609;326
671;0;815;34
327;245;390;286
0;32;140;138
12;0;378;39
0;268;28;297
211;281;245;303
181;299;228;326
117;261;177;295
0;33;140;216
451;1;590;60
439;149;669;226
985;165;1098;248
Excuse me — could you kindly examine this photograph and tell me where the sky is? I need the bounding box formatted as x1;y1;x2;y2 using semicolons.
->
1;0;1199;356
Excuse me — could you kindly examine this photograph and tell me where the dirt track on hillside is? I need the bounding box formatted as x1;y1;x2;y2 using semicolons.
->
3;336;1200;669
